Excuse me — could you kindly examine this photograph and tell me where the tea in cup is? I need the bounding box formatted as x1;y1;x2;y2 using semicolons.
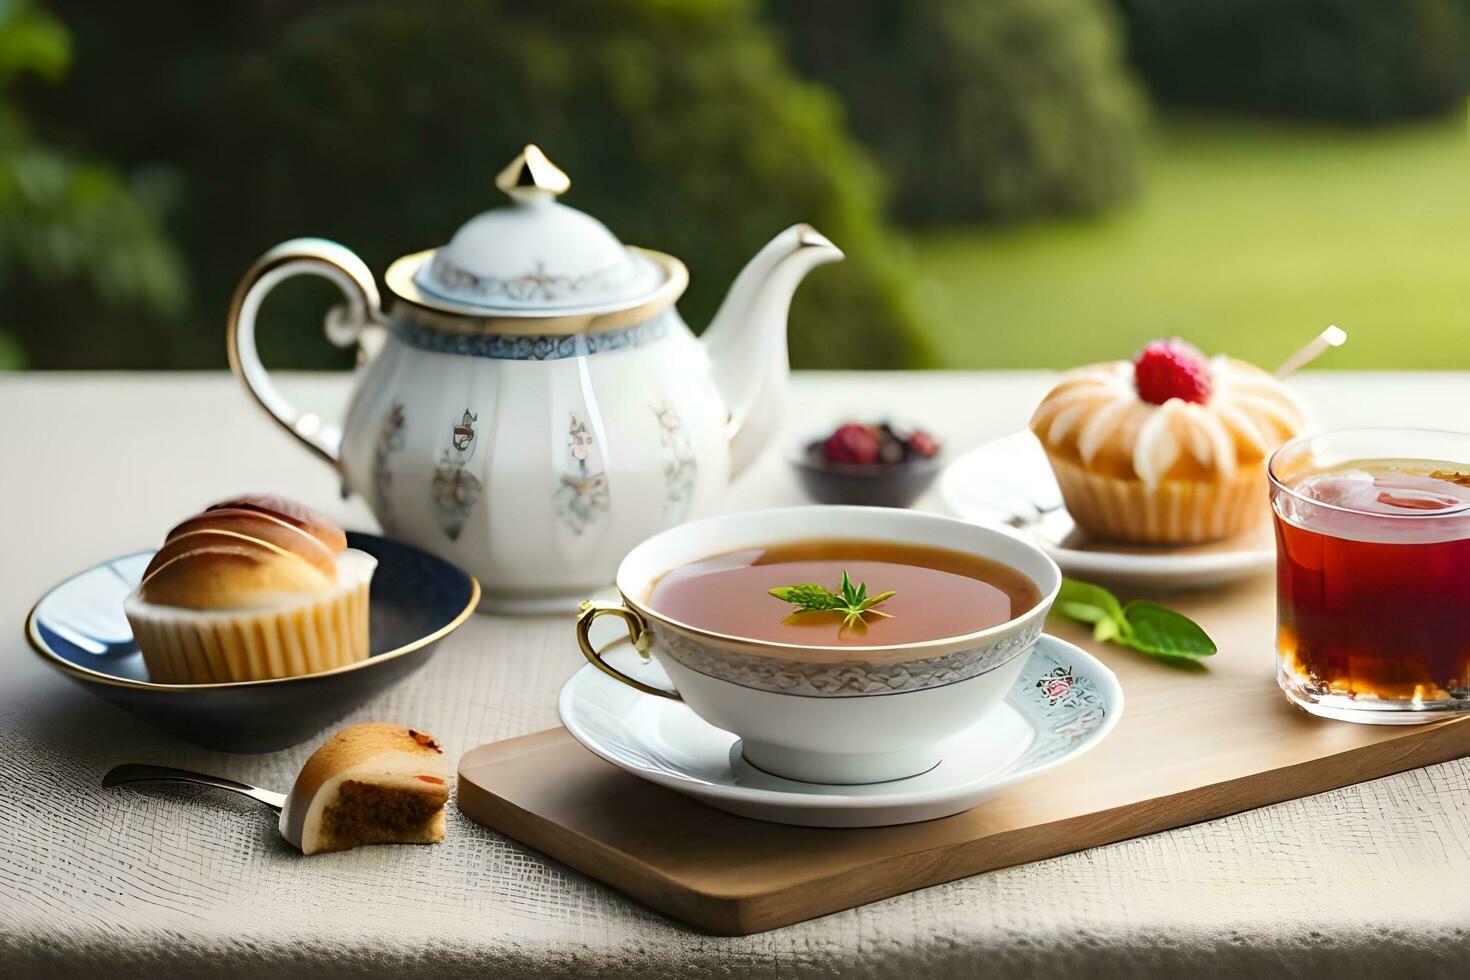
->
1270;429;1470;723
575;506;1061;783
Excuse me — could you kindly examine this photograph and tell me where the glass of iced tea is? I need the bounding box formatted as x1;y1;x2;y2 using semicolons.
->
1270;429;1470;723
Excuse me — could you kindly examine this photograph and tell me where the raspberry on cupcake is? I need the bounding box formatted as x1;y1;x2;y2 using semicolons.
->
1029;340;1306;544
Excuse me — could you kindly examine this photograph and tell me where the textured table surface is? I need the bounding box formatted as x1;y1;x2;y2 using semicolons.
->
2;371;1468;979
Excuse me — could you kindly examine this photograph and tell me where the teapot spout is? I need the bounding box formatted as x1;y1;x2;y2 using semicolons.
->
702;224;843;479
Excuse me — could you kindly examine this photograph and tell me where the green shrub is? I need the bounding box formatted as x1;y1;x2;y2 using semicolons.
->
23;0;930;370
769;0;1148;224
0;0;185;369
1117;0;1470;121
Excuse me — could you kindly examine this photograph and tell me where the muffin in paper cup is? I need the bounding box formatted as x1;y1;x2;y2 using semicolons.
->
124;494;377;684
1045;452;1266;545
1030;342;1306;546
125;551;374;683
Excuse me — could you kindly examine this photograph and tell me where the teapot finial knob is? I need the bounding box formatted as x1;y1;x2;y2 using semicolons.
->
495;144;570;200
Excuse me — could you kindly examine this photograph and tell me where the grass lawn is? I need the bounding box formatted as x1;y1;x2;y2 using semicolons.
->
909;114;1469;371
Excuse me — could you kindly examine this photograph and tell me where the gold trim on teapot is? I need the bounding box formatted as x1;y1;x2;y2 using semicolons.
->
384;247;688;337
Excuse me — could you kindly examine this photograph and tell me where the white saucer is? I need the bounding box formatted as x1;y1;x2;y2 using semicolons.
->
558;634;1122;828
940;431;1275;591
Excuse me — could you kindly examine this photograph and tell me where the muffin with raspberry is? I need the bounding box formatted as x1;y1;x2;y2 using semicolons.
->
1029;340;1306;544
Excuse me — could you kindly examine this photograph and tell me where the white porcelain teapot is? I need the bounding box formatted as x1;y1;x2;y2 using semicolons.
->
227;145;842;611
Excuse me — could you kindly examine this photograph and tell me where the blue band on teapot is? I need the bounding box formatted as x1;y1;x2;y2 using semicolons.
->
387;314;670;361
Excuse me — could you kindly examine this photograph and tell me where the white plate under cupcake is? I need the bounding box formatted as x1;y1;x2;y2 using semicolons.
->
940;431;1276;591
558;633;1121;828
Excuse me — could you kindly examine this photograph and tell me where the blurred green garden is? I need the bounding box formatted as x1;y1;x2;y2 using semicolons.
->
0;0;1466;372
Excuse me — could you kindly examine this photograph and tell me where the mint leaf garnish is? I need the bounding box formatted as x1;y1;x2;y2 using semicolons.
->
1091;614;1122;645
1119;600;1217;659
1050;578;1216;661
767;583;846;611
1055;579;1125;628
770;571;896;633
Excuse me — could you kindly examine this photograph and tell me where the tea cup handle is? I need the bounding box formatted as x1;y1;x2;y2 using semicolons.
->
576;601;681;700
226;238;385;469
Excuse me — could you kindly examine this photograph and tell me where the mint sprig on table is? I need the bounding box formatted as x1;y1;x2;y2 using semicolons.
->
1051;579;1216;661
770;571;895;632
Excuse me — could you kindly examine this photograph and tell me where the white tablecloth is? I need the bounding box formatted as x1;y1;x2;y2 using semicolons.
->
2;371;1467;978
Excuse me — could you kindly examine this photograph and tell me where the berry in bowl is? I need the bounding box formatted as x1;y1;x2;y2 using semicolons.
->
790;422;943;508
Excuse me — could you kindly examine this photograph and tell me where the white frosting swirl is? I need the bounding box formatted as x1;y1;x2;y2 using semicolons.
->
1030;356;1306;489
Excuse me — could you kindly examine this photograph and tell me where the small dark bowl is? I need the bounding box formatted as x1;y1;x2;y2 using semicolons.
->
25;532;479;753
789;439;943;508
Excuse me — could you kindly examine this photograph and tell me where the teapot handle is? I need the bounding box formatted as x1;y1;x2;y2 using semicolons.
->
226;238;385;468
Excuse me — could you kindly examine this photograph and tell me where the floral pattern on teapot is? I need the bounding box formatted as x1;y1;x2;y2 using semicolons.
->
555;412;610;535
427;255;641;305
371;402;408;535
653;399;697;526
431;409;483;541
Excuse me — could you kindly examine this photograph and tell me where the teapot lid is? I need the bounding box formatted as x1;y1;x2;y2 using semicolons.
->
390;145;679;322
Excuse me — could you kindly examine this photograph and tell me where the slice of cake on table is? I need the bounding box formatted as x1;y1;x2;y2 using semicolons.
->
280;723;449;855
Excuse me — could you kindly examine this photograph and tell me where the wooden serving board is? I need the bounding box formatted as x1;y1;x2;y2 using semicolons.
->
457;575;1470;935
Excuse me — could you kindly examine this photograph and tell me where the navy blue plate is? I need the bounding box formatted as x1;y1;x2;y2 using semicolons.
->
26;532;479;753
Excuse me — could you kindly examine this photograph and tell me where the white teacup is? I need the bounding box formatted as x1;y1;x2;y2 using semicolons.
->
575;506;1062;784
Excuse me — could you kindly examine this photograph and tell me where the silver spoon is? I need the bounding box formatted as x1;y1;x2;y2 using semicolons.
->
1003;497;1065;530
103;763;286;813
1275;325;1347;378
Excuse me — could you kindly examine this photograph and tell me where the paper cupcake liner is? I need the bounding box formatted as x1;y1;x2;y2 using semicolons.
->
1045;453;1264;545
125;558;374;684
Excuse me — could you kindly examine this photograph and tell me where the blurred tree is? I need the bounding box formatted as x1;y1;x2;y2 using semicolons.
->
769;0;1148;224
0;0;185;369
1117;0;1470;121
24;0;932;370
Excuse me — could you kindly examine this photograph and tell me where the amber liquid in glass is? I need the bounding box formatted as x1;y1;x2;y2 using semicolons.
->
648;539;1040;647
1275;460;1470;702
